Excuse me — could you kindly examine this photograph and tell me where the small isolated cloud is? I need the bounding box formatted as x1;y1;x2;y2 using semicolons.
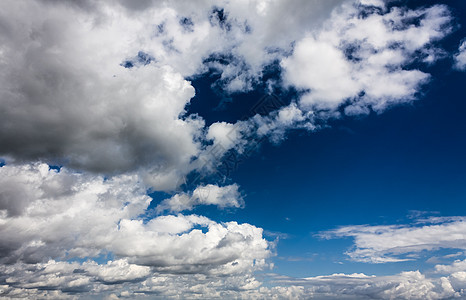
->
454;39;466;70
321;217;466;263
156;183;244;213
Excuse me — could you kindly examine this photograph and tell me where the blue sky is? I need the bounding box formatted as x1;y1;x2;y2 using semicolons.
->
186;44;466;277
184;0;466;279
1;0;466;299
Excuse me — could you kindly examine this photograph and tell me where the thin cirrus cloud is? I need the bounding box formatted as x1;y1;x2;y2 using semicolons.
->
0;0;465;298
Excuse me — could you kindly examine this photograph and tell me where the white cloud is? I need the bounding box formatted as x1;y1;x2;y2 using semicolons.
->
2;264;466;299
0;0;348;191
321;217;466;263
0;0;454;190
0;163;270;275
0;0;209;191
454;39;466;70
259;270;460;300
207;122;243;152
436;259;466;274
282;3;451;113
0;0;462;298
3;164;466;299
281;37;360;109
156;184;244;213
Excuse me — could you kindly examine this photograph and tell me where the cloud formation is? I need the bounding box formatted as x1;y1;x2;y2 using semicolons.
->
0;0;454;189
261;270;461;300
454;39;466;70
321;217;466;263
281;3;451;113
0;163;270;275
156;183;244;213
5;260;466;299
0;0;464;298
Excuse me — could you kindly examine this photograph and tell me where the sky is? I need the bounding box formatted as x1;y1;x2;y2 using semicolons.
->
1;0;466;299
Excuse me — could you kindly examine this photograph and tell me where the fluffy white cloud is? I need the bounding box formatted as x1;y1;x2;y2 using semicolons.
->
0;163;270;275
0;0;462;298
156;184;244;213
0;0;454;191
203;1;453;150
0;0;348;191
321;217;466;263
282;37;360;109
454;39;466;70
207;122;243;152
281;3;451;113
4;167;466;298
0;0;211;191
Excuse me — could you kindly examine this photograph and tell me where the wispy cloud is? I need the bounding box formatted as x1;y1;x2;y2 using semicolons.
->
321;217;466;263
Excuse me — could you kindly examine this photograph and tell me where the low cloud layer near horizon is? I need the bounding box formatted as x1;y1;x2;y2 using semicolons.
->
1;0;466;298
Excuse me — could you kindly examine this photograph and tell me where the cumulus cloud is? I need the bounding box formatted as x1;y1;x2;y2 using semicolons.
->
0;0;462;298
0;0;346;184
321;217;466;263
3;169;466;297
156;184;244;213
0;163;270;275
0;0;455;195
0;164;272;298
0;0;211;191
281;3;451;113
199;1;453;151
0;259;268;299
